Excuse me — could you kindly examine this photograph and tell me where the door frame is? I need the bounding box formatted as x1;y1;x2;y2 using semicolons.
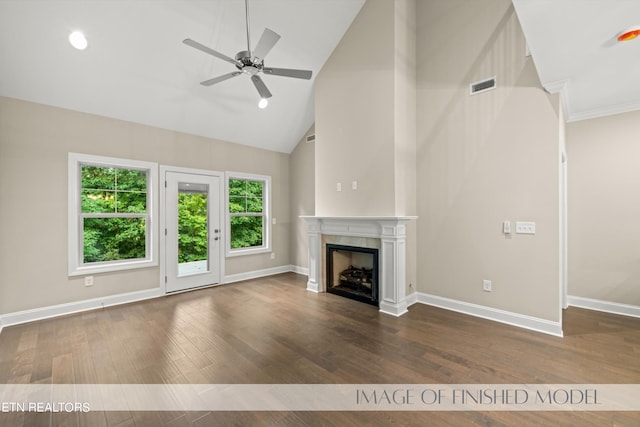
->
560;150;568;309
559;106;568;312
159;165;225;294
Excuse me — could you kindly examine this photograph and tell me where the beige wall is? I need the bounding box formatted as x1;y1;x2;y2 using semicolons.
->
315;0;397;216
393;0;417;217
393;0;418;292
314;0;418;292
289;126;315;270
567;110;640;306
416;1;561;321
0;96;291;314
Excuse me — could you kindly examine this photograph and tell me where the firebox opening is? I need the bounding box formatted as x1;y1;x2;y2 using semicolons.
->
326;244;379;307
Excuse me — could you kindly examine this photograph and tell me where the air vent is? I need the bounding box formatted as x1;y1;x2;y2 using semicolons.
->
306;134;316;143
470;77;496;95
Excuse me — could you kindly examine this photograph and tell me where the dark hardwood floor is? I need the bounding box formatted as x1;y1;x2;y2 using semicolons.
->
1;272;640;426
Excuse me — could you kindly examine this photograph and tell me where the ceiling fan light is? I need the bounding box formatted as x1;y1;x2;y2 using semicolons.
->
69;31;88;50
258;98;269;109
617;28;640;42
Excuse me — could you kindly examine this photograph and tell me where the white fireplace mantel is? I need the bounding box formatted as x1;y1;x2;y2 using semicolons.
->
301;216;417;317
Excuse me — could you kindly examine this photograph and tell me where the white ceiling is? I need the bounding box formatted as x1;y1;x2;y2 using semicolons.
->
513;0;640;122
4;1;638;153
0;0;365;153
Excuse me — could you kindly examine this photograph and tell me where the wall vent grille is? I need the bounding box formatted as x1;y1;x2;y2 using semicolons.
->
306;134;316;143
470;77;496;95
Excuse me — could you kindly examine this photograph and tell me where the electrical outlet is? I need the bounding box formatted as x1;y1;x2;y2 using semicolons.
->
337;182;342;192
272;217;277;225
483;279;492;292
352;180;358;190
85;276;94;287
270;252;276;260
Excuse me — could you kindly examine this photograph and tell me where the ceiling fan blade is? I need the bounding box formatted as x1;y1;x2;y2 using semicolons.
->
183;38;242;67
263;67;312;80
251;75;272;99
201;71;242;87
253;28;281;61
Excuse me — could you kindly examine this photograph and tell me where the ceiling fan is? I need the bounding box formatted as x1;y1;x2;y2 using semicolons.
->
183;0;313;106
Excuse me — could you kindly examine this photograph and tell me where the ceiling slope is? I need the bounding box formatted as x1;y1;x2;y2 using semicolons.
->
513;0;640;122
0;0;365;153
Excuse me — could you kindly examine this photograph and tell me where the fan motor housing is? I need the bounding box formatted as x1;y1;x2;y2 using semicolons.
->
235;50;263;75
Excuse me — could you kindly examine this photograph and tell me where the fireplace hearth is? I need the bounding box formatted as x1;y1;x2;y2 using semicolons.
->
326;244;378;306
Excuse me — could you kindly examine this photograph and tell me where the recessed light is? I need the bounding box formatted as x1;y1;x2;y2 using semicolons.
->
617;28;640;42
69;31;88;50
258;98;269;109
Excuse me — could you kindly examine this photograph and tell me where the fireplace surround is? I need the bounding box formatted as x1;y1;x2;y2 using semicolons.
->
301;216;417;317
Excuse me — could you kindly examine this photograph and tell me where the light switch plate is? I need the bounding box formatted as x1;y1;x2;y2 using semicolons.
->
515;221;536;234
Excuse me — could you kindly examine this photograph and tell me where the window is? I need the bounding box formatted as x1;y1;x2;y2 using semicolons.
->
225;172;271;257
68;153;158;275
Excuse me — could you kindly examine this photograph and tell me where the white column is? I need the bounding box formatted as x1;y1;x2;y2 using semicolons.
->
378;221;409;316
305;218;322;293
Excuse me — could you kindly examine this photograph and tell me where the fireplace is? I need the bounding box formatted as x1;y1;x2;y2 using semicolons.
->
326;244;379;306
301;216;417;317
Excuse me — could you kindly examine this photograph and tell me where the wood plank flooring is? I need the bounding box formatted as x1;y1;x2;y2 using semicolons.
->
1;272;640;426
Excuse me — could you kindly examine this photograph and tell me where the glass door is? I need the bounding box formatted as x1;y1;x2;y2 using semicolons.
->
165;171;221;293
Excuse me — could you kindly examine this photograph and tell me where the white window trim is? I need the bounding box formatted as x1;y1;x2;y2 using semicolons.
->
225;171;272;257
68;153;158;276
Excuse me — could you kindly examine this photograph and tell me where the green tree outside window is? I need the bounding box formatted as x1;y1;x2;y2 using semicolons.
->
228;179;264;249
81;165;148;263
178;192;208;263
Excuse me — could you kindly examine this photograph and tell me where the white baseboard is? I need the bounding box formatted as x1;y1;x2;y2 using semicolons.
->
0;288;164;331
291;265;309;276
379;300;409;317
406;291;418;307
4;269;571;339
568;295;640;318
223;265;296;284
0;265;306;333
414;292;563;337
306;280;321;293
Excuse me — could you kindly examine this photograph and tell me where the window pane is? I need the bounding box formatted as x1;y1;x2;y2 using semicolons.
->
229;196;246;213
230;216;263;249
83;217;146;263
116;169;147;192
178;192;208;263
228;179;246;197
81;190;115;213
246;180;263;198
82;165;115;190
81;165;148;214
246;197;263;213
116;192;147;213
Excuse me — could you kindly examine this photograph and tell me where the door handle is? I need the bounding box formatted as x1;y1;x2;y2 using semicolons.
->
214;237;219;241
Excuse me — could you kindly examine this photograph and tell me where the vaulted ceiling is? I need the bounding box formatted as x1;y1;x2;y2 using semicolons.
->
2;1;640;154
513;0;640;122
0;0;364;153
